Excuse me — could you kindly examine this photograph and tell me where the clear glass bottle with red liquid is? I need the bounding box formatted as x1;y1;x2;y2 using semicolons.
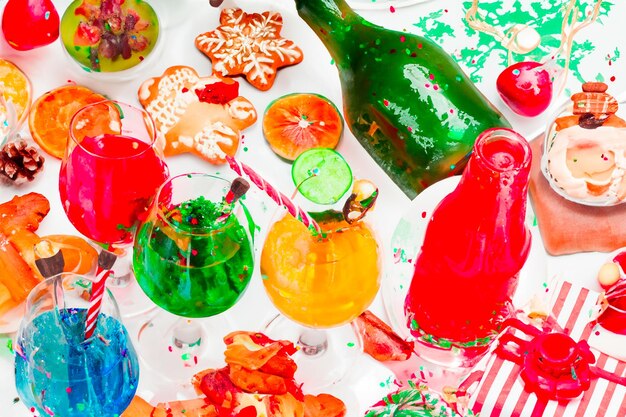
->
404;127;532;368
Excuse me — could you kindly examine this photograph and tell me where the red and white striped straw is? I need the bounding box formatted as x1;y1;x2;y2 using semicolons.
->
84;251;117;340
225;156;322;234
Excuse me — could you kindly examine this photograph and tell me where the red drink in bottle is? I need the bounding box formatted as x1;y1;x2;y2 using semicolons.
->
405;128;532;367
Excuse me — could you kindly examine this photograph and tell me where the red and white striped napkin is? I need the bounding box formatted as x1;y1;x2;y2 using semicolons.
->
467;281;626;417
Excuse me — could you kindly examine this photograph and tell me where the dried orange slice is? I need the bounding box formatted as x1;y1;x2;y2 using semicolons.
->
263;93;343;161
0;58;31;125
28;85;106;159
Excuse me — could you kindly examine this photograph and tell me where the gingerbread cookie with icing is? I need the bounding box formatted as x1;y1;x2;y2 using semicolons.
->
195;8;303;91
138;66;257;164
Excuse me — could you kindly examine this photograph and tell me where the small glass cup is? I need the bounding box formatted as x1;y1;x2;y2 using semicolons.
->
14;273;139;417
541;100;626;207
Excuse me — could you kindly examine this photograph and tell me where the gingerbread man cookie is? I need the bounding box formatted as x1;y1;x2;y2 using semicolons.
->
195;8;303;91
138;66;257;164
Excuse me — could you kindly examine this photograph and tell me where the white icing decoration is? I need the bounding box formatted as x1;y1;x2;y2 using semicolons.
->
140;66;255;161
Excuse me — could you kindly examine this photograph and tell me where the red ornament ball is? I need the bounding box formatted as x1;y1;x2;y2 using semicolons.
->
496;61;553;117
2;0;60;51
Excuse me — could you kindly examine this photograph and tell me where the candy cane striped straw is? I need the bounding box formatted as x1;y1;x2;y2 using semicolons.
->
225;156;322;234
84;250;117;340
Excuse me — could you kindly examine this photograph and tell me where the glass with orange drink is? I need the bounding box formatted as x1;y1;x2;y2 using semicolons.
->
261;210;380;328
260;166;381;388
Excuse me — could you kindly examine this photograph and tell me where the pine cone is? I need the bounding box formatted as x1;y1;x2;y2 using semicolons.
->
0;139;45;183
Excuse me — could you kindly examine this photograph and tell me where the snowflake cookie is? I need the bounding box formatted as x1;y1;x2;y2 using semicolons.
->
138;65;257;164
195;8;304;91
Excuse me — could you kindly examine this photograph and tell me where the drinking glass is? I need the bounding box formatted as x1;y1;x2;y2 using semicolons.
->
14;273;139;417
261;200;381;389
133;173;255;382
59;100;169;316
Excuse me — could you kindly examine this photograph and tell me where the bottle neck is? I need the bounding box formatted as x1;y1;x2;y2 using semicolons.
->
456;128;532;224
295;0;359;62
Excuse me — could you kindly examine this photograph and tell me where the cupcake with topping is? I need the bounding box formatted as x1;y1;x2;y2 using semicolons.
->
542;82;626;206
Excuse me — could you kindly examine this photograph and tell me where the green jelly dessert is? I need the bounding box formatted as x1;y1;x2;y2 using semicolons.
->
60;0;159;73
133;196;255;318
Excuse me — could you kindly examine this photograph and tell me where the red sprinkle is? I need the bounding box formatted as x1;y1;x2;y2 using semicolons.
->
421;211;427;218
191;249;198;256
383;99;390;106
400;35;406;42
610;76;616;82
389;6;396;12
429;74;435;80
182;87;189;93
418;43;423;49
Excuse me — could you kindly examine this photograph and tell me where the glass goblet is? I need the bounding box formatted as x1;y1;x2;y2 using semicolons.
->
59;99;169;317
133;173;255;383
14;272;139;417
261;205;382;390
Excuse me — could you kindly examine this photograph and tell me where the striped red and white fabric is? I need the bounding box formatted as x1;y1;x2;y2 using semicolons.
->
468;281;626;417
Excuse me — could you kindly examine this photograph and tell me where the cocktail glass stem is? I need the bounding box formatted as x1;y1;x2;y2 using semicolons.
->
298;328;328;357
96;246;156;318
172;319;203;350
265;314;361;390
137;310;230;384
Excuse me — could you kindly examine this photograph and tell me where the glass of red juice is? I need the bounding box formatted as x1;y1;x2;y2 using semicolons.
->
59;100;169;315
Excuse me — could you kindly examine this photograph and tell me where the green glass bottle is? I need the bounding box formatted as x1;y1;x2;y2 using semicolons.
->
295;0;510;198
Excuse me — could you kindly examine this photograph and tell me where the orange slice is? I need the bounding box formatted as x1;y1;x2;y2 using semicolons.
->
263;93;343;161
0;58;31;125
28;85;107;159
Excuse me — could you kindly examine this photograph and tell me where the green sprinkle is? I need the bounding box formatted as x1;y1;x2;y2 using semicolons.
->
6;339;13;353
181;353;191;361
347;342;355;348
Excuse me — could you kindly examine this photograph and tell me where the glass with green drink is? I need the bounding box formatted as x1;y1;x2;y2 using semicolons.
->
133;173;254;381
